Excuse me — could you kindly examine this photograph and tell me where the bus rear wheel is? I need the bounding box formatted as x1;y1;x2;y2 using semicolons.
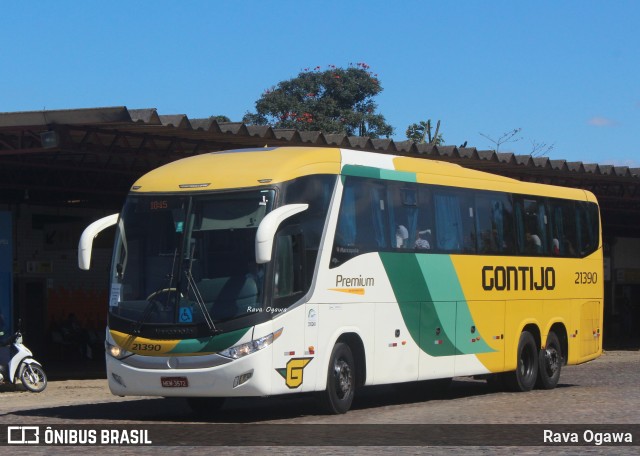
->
319;342;355;414
536;331;562;389
505;331;538;392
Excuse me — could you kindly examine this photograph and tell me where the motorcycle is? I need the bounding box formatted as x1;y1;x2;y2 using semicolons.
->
0;329;47;392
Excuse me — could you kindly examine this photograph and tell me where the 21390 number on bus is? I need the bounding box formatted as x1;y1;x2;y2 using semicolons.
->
575;271;598;285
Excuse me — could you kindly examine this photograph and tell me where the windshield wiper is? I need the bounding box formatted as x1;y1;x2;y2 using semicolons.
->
184;268;219;334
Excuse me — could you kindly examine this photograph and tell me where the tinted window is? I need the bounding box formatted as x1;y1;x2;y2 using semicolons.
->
331;176;599;265
475;193;515;254
281;174;335;291
433;190;476;253
332;177;389;267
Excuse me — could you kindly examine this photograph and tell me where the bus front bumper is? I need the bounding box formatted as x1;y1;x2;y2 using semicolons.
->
105;348;273;398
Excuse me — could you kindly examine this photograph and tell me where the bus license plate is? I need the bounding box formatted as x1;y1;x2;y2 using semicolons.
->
161;376;188;387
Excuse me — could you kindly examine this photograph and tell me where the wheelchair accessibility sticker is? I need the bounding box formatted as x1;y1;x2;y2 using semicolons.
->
179;307;193;323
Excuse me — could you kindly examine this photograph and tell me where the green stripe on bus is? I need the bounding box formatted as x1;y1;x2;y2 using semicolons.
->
416;255;493;355
380;252;456;356
380;169;416;183
380;253;493;356
342;165;416;183
342;165;381;179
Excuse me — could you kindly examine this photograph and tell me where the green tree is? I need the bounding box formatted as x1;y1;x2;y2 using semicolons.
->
212;115;231;122
243;63;393;138
406;119;444;145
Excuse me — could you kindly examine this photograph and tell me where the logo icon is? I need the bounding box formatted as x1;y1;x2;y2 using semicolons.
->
276;358;312;389
307;309;317;327
7;426;40;444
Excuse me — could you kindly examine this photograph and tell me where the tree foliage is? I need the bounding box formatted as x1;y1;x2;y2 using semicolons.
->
243;63;393;138
212;115;231;122
406;119;444;145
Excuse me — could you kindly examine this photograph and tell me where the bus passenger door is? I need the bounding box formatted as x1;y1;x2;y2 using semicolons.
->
418;301;456;380
455;300;505;376
269;229;317;394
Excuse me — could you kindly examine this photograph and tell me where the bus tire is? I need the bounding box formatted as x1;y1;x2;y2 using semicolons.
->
505;331;538;392
186;397;225;417
319;342;355;414
536;331;562;389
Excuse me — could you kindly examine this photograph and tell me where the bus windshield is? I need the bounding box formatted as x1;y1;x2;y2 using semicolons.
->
109;189;275;329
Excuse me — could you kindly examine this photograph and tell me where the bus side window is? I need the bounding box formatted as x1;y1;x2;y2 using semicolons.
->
499;196;516;254
521;198;548;255
414;185;434;251
273;231;304;300
549;199;575;257
475;193;514;254
576;202;599;256
388;183;419;249
433;190;476;253
331;177;389;267
283;174;335;289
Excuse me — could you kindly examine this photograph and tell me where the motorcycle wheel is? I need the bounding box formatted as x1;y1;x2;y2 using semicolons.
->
20;364;47;393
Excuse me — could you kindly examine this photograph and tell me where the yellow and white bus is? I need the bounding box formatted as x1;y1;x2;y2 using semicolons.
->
79;146;603;414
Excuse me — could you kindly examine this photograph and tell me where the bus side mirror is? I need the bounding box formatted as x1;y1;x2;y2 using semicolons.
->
78;213;119;270
255;204;308;264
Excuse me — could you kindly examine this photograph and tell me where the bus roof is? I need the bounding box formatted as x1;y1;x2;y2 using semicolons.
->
131;146;595;202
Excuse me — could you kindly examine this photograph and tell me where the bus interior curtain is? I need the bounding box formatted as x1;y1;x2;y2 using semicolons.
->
337;185;356;245
554;206;565;255
492;200;504;253
537;202;548;252
434;194;463;251
386;187;396;248
585;204;596;247
575;204;583;253
404;188;418;248
515;203;524;253
370;186;387;248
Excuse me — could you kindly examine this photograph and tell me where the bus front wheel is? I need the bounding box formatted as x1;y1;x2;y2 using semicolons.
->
319;342;355;414
536;331;562;389
506;331;538;392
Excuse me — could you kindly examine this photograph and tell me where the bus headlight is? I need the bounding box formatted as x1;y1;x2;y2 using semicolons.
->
106;341;132;359
219;328;283;360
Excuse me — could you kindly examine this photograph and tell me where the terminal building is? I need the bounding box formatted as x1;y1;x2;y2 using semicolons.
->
1;107;638;364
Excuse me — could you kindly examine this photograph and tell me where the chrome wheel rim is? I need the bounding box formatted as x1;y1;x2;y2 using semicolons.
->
333;359;353;400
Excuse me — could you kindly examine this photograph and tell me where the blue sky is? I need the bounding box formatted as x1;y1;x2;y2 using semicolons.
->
2;1;638;166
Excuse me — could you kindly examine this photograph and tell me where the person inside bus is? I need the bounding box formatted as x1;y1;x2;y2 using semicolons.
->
414;229;431;249
526;232;542;254
396;225;409;248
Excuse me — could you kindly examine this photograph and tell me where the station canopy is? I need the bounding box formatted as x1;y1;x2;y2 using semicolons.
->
1;106;638;237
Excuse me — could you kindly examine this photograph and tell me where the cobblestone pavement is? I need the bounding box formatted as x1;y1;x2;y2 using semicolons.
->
1;350;638;454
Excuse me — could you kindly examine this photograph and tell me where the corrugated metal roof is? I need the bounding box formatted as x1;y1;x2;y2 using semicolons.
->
2;106;635;178
1;106;639;239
